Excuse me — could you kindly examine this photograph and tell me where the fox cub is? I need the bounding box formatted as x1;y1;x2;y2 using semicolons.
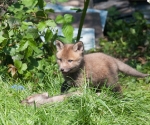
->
56;40;149;93
21;40;149;106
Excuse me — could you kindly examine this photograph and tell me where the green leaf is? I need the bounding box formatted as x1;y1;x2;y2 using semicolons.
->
21;23;28;31
12;54;24;60
14;60;22;69
36;72;45;80
0;36;6;43
15;11;25;19
133;12;144;20
28;40;39;53
24;71;32;79
45;29;53;42
22;22;33;26
26;28;39;39
19;40;29;51
57;0;68;2
45;9;55;13
71;8;82;13
23;34;34;40
55;15;64;24
21;63;27;71
64;14;74;23
25;46;33;58
46;20;56;27
8;2;24;14
37;60;43;70
22;0;37;8
37;21;46;31
62;24;74;42
10;47;16;56
38;0;45;9
8;30;14;37
130;28;136;35
36;10;47;18
8;17;20;28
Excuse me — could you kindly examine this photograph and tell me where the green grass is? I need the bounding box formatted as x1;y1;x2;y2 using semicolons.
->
0;68;150;125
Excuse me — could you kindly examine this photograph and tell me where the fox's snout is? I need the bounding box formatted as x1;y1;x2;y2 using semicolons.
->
60;68;64;72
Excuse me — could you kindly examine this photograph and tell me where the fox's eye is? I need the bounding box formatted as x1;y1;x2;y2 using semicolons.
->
68;59;73;63
57;58;62;61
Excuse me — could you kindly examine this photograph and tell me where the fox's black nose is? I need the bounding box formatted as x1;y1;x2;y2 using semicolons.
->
60;68;64;72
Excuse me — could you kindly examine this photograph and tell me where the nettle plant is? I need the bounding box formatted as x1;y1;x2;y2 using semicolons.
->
0;0;74;80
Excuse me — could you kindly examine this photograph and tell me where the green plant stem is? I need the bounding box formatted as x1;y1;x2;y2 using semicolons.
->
76;0;90;41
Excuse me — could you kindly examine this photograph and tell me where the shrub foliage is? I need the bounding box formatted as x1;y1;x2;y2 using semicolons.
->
100;8;150;64
0;0;74;80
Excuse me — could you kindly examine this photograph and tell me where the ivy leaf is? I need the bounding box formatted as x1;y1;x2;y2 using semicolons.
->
62;24;74;42
55;15;64;24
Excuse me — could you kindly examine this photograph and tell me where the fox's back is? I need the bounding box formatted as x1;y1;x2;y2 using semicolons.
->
83;53;118;84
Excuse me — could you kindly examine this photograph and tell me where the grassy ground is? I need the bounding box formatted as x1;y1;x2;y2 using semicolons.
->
0;65;150;125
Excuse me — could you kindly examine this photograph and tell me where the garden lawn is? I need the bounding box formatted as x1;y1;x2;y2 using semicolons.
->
0;72;150;125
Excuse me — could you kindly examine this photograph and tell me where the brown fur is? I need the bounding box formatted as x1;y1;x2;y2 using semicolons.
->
21;40;149;106
56;40;149;93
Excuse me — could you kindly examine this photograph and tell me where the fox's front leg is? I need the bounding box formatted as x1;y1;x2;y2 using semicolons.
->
61;81;74;93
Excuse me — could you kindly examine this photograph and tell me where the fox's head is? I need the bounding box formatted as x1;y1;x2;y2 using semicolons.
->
55;40;84;74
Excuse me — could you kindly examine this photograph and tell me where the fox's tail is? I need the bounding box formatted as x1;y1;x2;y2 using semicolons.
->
115;59;149;78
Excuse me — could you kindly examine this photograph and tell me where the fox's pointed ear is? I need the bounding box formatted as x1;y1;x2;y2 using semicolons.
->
73;41;84;52
55;40;64;51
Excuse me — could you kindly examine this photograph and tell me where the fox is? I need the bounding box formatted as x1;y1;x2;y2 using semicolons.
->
55;40;149;93
21;40;149;106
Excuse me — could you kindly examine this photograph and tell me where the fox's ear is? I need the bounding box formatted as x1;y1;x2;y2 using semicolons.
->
73;41;84;52
55;40;64;51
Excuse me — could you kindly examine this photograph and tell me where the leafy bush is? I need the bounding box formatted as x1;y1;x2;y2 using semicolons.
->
100;9;150;65
0;0;74;80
